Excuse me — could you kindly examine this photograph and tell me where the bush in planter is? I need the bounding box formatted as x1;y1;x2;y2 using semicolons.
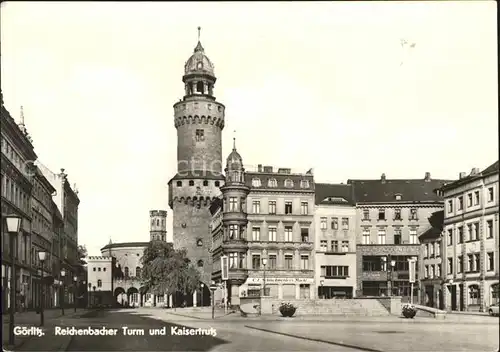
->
279;302;297;317
402;303;417;318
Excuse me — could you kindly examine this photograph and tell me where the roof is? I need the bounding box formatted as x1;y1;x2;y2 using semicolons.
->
168;170;225;182
245;171;314;192
209;197;223;215
314;183;355;205
481;160;499;175
100;242;150;251
419;210;444;241
184;40;215;77
438;160;499;193
347;178;452;204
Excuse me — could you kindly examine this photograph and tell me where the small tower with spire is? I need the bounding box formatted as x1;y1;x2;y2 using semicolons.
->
149;210;168;242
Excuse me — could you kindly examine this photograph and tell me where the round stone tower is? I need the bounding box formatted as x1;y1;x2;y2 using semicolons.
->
168;28;225;290
150;210;167;242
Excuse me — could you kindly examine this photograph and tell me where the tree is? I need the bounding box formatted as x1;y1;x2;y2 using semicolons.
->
77;245;88;265
140;241;201;305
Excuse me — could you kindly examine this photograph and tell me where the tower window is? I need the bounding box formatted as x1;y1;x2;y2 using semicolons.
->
197;259;204;267
156;219;160;226
196;81;204;94
189;180;195;186
176;181;182;187
196;239;203;247
203;180;208;186
215;181;220;187
195;129;205;142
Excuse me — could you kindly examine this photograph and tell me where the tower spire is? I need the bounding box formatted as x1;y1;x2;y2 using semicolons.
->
19;105;27;135
194;26;204;53
198;26;201;42
233;130;236;151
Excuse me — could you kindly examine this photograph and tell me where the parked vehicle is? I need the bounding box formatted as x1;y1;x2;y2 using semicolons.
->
488;302;499;316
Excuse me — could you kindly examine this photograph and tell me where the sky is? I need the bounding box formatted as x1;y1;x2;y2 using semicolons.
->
1;1;497;256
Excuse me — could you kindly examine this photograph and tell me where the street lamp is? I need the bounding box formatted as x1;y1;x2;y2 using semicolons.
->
93;286;96;307
73;276;78;312
60;269;66;315
262;258;268;297
209;281;217;320
201;283;204;307
87;283;91;308
38;251;47;326
5;214;22;347
320;280;324;299
390;260;396;296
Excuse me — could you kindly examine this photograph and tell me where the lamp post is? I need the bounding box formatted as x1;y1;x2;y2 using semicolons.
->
73;276;77;312
209;281;217;320
262;258;268;297
201;283;204;307
320;280;324;299
93;286;96;307
60;269;66;315
38;251;47;326
5;214;22;347
87;283;91;308
390;260;396;296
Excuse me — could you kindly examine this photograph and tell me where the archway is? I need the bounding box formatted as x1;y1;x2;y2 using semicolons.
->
139;286;148;307
114;287;126;306
127;287;139;307
491;283;499;305
197;282;211;307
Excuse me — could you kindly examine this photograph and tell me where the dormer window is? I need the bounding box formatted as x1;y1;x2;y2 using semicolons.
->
395;193;402;201
284;179;294;188
268;178;278;187
300;180;310;188
252;178;261;187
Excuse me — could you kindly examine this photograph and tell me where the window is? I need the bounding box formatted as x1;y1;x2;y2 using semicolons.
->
447;258;453;274
341;241;349;252
301;228;309;242
474;191;480;205
457;256;463;273
195;129;204;141
457;196;463;210
320;240;327;251
284;226;293;242
467;254;474;272
409;208;418;220
436;264;441;277
342;218;349;230
467;193;473;207
395;194;402;201
362;229;370;244
268;201;276;214
189;180;194;186
458;227;464;243
362;256;383;271
197;239;203;246
284;255;293;269
268;254;277;269
436;242;441;257
320;217;327;230
469;285;480;305
424;245;428;258
331;218;338;230
474;254;480;272
252;254;261;269
377;229;386;244
229;225;239;239
429;265;435;279
394;228;402;244
229;197;238;211
330;240;338;252
252;201;260;214
466;223;472;242
394;208;402;220
203;180;208;186
424;265;429;278
229;253;238;268
487;187;494;202
215;181;220;187
363;209;370;220
487;252;494;271
447;199;453;213
268;227;277;241
447;229;453;246
93;267;96;272
487;220;493;239
252;227;260;241
136;267;141;278
300;180;309;188
378;209;385;220
97;279;102;288
124;267;129;277
284;179;294;188
430;242;435;257
268;178;278;187
300;202;308;215
300;255;309;270
321;265;349;278
473;223;479;241
251;178;261;187
409;229;418;244
285;201;292;214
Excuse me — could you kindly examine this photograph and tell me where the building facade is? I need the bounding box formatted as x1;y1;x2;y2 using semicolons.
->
168;34;225;289
418;210;444;309
211;143;316;304
349;172;451;302
314;183;357;299
86;256;113;306
1;101;37;313
438;162;499;312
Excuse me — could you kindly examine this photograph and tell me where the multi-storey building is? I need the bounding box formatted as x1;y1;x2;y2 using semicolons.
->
149;210;167;241
211;142;316;304
168;31;225;291
349;172;451;302
1;100;36;313
314;183;357;298
86;256;113;306
418;210;444;309
438;162;499;312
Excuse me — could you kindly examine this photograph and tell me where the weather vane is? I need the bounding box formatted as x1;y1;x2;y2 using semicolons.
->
198;26;201;41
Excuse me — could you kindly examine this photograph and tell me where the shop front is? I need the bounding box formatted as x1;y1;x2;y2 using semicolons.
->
240;277;315;300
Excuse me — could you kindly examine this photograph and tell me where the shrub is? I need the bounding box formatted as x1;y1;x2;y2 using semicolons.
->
279;302;297;317
402;303;417;319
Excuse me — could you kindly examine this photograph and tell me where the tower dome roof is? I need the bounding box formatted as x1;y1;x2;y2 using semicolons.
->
226;137;243;170
184;40;215;77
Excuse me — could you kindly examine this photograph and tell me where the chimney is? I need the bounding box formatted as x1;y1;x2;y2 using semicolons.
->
257;164;262;172
470;168;480;176
424;172;431;181
459;172;466;179
381;173;386;183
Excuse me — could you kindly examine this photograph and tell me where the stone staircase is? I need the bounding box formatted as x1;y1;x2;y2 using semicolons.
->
271;299;391;317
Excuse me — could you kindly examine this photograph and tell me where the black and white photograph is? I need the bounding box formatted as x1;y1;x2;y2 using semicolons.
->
1;1;498;351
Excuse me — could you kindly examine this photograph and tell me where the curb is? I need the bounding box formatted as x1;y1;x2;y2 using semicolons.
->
244;325;384;352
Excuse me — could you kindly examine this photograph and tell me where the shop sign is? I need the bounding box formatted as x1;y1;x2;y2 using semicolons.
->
246;277;314;285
